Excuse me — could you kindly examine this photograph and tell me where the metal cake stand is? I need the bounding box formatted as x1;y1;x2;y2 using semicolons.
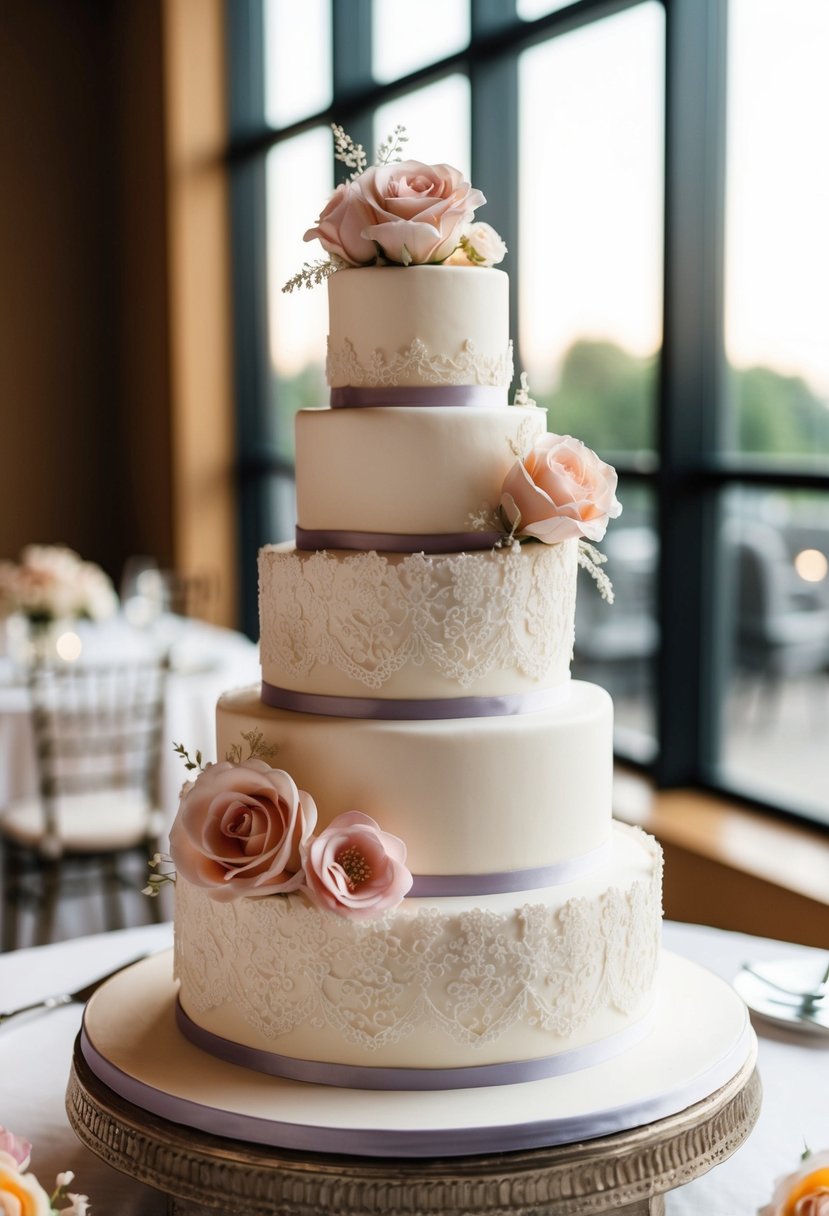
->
66;1037;760;1216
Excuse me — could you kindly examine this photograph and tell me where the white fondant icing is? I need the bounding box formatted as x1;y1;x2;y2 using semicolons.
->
174;824;662;1074
295;405;545;536
216;680;614;876
327;266;513;389
259;541;577;700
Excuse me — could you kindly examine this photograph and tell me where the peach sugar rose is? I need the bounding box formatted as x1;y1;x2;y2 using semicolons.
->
305;160;485;267
500;432;622;545
169;758;317;901
302;811;413;919
760;1153;829;1216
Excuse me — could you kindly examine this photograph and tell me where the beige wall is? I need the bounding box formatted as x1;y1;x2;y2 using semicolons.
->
0;0;235;624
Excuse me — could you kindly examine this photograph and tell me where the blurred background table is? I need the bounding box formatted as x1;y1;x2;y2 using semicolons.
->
0;921;826;1215
0;614;259;825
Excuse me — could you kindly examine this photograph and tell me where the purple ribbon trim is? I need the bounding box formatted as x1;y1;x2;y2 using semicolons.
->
79;1011;755;1157
408;840;612;897
330;385;504;409
260;680;568;720
295;526;503;554
173;1000;657;1091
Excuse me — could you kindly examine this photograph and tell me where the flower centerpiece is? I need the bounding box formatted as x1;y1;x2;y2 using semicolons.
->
0;545;118;663
0;1125;89;1215
283;124;507;291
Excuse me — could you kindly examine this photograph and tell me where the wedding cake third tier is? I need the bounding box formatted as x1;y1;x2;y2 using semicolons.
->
169;142;663;1092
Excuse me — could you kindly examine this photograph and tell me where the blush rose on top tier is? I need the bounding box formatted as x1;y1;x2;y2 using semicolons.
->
169;759;317;901
305;160;486;268
302;811;413;919
500;433;622;545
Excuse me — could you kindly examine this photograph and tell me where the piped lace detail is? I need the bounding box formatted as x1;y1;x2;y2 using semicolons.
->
327;337;514;389
174;826;663;1052
259;543;577;693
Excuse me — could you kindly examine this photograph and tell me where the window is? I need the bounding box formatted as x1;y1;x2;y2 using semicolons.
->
227;0;829;828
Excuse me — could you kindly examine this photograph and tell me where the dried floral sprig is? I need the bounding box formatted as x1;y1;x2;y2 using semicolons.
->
512;372;537;409
173;742;204;772
331;123;367;179
143;851;176;897
225;728;278;765
281;254;346;295
578;541;615;603
375;123;408;166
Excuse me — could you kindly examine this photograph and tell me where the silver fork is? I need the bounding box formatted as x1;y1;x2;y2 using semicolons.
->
0;955;148;1027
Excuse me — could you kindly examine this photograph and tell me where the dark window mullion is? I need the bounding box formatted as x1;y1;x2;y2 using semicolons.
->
332;0;373;157
657;0;729;786
227;0;271;639
470;0;520;379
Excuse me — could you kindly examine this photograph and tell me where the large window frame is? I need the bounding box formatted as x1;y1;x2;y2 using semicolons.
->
226;0;829;828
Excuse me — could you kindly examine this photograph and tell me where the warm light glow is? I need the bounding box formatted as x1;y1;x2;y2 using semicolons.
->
794;548;829;583
55;630;83;662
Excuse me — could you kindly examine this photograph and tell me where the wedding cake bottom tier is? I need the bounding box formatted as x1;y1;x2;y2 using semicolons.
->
173;823;662;1081
80;948;755;1157
216;680;613;879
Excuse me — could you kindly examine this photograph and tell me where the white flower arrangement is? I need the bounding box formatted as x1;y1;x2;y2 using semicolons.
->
0;545;117;625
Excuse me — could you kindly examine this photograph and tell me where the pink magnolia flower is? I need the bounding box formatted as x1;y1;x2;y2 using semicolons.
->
500;433;622;545
0;1128;31;1171
302;811;413;919
169;759;317;901
759;1153;829;1216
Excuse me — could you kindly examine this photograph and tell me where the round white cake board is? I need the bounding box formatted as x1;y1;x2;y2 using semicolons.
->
81;949;756;1159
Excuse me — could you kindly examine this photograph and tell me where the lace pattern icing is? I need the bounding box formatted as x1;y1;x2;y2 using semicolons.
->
174;826;663;1053
259;543;577;693
327;337;514;389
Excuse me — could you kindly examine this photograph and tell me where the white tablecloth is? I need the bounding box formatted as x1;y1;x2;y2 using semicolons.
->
0;921;826;1213
0;615;259;831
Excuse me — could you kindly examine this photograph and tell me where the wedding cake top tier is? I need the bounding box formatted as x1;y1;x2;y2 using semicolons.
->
326;266;513;396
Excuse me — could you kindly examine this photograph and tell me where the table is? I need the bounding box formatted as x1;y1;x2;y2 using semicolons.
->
0;615;259;826
0;922;827;1215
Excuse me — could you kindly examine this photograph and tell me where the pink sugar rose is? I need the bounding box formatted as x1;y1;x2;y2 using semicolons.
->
302;811;413;919
303;179;378;267
500;432;622;545
169;759;317;901
357;160;485;265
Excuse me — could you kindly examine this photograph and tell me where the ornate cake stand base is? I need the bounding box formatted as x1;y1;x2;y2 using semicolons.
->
67;1038;760;1216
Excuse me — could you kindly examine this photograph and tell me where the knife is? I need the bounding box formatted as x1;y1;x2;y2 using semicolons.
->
0;954;150;1027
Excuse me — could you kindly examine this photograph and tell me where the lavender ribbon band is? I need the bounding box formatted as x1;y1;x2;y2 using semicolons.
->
408;839;612;897
295;526;503;554
173;1000;658;1092
261;680;569;720
330;384;505;408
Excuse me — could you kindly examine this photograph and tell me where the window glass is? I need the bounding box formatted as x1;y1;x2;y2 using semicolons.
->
718;487;829;821
724;0;829;460
573;479;658;762
518;3;664;463
265;128;331;460
373;0;468;84
373;75;470;173
264;0;332;128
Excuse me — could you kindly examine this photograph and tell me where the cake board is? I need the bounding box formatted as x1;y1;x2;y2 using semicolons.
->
66;951;761;1214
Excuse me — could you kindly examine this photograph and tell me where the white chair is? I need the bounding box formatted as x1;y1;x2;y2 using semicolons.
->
0;657;167;949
